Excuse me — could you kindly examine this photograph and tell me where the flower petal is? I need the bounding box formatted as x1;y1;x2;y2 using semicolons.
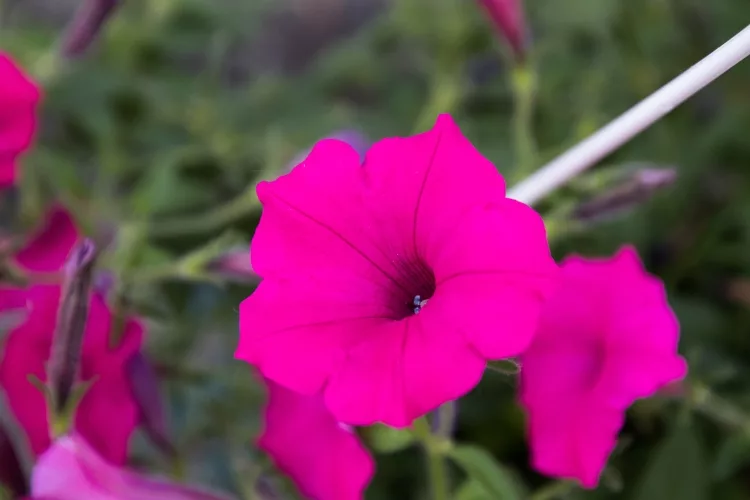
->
519;246;686;488
323;313;484;428
527;399;623;488
0;286;143;465
0;54;39;104
428;200;557;359
252;115;508;296
32;434;233;499
14;206;80;274
76;299;143;464
406;116;507;258
237;276;392;395
0;53;40;188
252;139;408;291
401;313;486;421
429;198;556;279
323;320;414;427
74;372;140;465
0;287;27;311
259;379;374;500
0;329;50;456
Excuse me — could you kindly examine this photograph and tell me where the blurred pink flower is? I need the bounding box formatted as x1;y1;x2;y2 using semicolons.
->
30;434;231;500
0;286;144;464
519;246;687;488
259;378;374;500
477;0;527;60
13;205;80;274
0;53;41;187
237;114;557;427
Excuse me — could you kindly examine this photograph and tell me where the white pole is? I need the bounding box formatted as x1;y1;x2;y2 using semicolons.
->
508;24;750;206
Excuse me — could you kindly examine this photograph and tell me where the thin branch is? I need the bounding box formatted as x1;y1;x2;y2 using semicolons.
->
508;24;750;206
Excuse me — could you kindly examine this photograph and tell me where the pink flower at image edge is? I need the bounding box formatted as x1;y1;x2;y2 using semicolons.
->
237;114;558;427
13;205;81;274
519;246;687;487
259;378;374;500
0;53;41;187
30;434;231;500
0;286;144;464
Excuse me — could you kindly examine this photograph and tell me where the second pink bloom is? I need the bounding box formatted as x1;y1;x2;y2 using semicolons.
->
519;246;687;487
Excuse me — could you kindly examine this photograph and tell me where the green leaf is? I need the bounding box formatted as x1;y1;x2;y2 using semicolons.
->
447;445;525;500
365;424;416;454
713;433;750;481
455;479;492;500
631;418;709;500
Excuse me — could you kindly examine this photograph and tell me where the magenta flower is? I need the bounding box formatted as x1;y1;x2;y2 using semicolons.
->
13;205;81;274
237;114;557;427
30;434;231;500
0;53;40;187
0;286;144;464
259;378;375;500
519;246;687;487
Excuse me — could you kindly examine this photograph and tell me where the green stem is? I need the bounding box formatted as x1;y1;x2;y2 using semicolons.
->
511;63;538;180
689;383;750;433
146;186;260;238
412;416;450;500
129;264;222;285
434;401;457;439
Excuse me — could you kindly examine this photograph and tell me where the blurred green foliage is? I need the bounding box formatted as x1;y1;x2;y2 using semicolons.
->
3;0;750;498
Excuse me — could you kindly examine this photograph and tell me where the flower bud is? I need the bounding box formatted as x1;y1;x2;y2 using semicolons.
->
573;166;677;223
477;0;528;61
47;239;97;415
60;0;122;58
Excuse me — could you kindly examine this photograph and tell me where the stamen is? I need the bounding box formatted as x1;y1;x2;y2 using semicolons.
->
412;295;429;315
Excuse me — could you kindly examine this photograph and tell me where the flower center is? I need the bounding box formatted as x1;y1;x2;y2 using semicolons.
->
412;295;429;314
393;258;435;319
405;280;434;317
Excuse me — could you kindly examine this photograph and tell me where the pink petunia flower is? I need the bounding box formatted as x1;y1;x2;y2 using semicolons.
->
0;53;41;187
30;434;231;500
13;204;81;274
0;285;144;464
259;378;375;500
519;246;687;488
237;114;557;427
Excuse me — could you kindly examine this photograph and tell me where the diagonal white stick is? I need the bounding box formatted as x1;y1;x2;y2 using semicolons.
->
508;24;750;206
